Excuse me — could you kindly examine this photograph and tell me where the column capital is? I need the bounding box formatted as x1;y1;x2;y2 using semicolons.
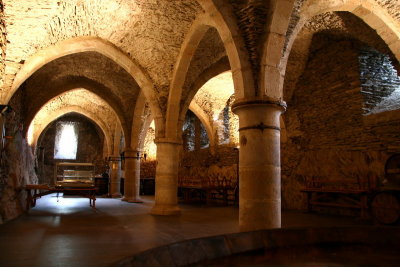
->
123;148;141;156
231;97;287;114
154;137;182;145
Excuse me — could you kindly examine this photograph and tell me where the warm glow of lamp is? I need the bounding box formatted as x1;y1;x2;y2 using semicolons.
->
111;161;118;170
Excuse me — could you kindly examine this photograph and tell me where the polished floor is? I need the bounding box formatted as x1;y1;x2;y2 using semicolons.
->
0;194;372;267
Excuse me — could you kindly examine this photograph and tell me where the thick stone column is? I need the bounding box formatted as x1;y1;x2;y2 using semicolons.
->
108;156;121;198
150;139;181;215
232;99;286;231
121;149;142;203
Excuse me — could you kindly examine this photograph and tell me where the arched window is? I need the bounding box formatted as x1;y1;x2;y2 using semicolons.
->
359;46;400;114
54;122;78;160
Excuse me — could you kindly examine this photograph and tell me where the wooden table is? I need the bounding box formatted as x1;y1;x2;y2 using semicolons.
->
25;184;97;209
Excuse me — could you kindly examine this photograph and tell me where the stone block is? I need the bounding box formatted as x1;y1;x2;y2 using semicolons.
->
130;247;171;267
269;0;295;35
198;236;231;260
168;239;207;266
225;231;265;254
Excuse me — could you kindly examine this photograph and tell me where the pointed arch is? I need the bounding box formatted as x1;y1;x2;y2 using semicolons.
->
30;106;113;156
260;0;296;99
130;91;149;151
8;36;162;120
166;1;254;139
196;0;254;99
189;101;215;152
166;14;211;140
276;0;400;99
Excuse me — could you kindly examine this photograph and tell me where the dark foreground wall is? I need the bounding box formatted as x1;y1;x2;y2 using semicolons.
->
113;227;400;267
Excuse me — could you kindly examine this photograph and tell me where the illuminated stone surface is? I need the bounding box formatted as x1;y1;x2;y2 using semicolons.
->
0;0;398;237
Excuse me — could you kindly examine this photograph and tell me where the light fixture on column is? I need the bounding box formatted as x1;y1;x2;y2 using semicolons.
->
120;152;143;161
0;105;12;115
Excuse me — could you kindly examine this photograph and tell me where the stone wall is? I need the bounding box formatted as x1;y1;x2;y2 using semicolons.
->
179;145;238;188
140;160;156;179
0;88;37;224
183;110;209;151
37;113;105;185
282;36;400;212
139;145;238;189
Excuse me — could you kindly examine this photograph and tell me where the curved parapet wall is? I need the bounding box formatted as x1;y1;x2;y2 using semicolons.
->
113;227;400;266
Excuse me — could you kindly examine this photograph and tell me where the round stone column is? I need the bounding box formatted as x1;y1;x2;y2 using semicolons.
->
232;99;286;231
121;149;142;203
108;156;121;198
150;139;181;215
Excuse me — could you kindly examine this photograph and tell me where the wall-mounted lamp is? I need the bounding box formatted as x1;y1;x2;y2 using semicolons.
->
107;156;121;162
0;105;12;116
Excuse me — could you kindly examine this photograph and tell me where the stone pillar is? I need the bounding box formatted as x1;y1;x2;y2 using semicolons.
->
150;138;181;215
108;156;121;198
232;99;286;231
121;149;142;203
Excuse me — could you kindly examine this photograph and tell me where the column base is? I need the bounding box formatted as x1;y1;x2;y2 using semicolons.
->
110;193;122;198
121;197;143;203
150;204;181;215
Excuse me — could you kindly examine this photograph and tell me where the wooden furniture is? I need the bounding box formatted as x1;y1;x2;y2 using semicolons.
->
179;184;238;206
370;154;400;224
301;177;370;219
25;184;97;209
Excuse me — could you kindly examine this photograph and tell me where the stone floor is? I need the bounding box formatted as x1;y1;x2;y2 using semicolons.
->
0;194;373;267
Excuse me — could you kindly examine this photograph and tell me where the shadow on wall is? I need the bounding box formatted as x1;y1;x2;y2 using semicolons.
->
0;90;38;223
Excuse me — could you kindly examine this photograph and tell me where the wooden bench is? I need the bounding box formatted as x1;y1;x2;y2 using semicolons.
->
301;177;372;219
178;185;238;206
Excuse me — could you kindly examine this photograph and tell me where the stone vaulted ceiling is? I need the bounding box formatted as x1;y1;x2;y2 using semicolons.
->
284;10;399;102
20;51;140;136
3;0;203;112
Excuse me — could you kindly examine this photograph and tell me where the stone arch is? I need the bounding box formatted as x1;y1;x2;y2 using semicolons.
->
138;115;155;154
166;14;211;140
196;1;254;99
8;36;162;121
22;76;128;144
130;91;149;152
30;106;113;157
166;1;254;139
260;0;296;99
278;0;400;99
178;57;230;131
188;101;215;152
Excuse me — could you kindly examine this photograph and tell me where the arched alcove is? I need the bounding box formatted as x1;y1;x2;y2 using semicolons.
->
36;112;106;185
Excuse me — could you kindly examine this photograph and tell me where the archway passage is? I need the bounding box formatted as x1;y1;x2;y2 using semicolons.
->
281;9;400;216
16;51;141;143
0;0;399;238
27;88;121;156
36;112;105;185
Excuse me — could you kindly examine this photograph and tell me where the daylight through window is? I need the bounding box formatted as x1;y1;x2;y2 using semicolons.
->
54;122;78;160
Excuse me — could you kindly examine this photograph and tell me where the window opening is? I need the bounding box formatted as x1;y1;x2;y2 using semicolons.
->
54;121;78;160
359;46;400;114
